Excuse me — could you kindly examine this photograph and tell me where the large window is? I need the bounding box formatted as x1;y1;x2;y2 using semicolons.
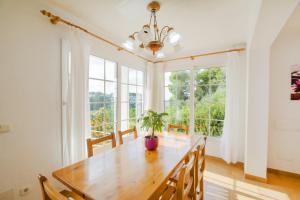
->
89;55;117;138
164;70;191;126
120;66;144;131
164;67;226;136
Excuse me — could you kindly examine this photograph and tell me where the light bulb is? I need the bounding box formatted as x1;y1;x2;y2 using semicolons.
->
122;37;135;50
156;51;165;58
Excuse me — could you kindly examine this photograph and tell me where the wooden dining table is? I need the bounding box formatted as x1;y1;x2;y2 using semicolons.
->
52;132;203;200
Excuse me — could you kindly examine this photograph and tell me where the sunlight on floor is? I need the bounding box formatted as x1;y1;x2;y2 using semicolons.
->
204;170;290;200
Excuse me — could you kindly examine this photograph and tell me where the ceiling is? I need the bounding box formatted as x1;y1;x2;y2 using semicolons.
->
48;0;259;60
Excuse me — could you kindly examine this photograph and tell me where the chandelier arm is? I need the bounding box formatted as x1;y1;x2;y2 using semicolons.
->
148;12;153;27
159;26;171;42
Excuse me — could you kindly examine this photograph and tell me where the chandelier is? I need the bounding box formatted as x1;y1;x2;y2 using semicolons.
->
123;1;181;58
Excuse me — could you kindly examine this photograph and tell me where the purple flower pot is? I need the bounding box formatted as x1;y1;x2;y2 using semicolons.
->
145;135;159;151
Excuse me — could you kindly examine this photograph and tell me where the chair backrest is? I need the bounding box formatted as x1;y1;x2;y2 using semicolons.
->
118;127;138;145
38;174;67;200
176;153;196;199
87;133;116;158
167;124;189;134
195;136;207;199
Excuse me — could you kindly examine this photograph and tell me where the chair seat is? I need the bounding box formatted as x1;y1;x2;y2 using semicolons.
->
60;190;84;200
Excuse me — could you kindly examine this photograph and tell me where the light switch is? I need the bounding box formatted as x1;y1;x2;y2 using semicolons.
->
0;124;10;134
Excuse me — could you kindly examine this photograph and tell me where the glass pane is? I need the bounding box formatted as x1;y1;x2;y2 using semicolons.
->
176;100;190;125
121;102;128;121
210;85;225;120
105;102;115;123
105;122;115;134
195;99;210;119
136;102;143;119
121;120;128;131
129;69;137;85
129;85;137;103
194;85;209;102
105;60;116;81
136;86;143;102
210;67;225;84
164;100;177;124
129;119;136;129
164;72;172;86
89;80;104;102
121;84;128;102
105;82;116;102
176;71;190;86
90;102;104;112
121;66;128;84
164;86;172;101
177;84;190;101
195;119;209;135
129;101;136;119
90;106;105;135
91;127;106;138
89;55;104;79
210;120;224;136
195;68;209;85
137;71;143;85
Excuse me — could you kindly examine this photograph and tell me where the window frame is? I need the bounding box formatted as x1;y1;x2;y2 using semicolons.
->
163;65;226;137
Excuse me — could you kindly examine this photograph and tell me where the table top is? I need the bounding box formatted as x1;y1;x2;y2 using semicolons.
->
53;133;203;200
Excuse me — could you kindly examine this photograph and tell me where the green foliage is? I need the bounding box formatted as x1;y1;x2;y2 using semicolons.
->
139;110;168;137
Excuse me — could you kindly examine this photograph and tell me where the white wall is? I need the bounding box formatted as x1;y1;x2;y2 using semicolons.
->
0;0;147;199
268;5;300;174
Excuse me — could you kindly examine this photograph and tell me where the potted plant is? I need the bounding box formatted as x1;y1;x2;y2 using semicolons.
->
139;110;168;151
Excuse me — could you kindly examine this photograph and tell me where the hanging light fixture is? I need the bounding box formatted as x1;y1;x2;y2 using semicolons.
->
123;1;181;56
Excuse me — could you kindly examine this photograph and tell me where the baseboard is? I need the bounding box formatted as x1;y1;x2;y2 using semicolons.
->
267;168;300;178
244;173;268;183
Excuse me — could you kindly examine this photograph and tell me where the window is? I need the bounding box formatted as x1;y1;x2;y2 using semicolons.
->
194;67;225;136
164;70;191;126
89;55;117;138
164;67;226;136
121;66;144;131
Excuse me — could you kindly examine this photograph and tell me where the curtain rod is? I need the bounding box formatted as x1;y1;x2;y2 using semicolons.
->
40;10;245;64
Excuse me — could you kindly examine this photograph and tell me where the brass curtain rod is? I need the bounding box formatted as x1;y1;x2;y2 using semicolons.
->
40;10;245;64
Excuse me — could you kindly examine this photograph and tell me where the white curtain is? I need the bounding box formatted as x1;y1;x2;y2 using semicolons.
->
220;52;245;164
61;30;90;166
145;63;154;110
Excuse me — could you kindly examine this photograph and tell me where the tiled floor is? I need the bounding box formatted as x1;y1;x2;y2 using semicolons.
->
204;157;300;200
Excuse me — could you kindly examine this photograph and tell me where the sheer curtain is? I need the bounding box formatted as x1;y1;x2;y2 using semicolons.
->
220;51;245;164
61;30;90;166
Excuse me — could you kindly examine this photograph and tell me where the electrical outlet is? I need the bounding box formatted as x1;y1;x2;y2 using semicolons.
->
0;124;10;134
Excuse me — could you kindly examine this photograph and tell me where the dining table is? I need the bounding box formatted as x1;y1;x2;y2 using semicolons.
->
52;132;204;200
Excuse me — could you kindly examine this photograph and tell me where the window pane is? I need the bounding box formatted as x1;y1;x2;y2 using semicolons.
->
105;82;116;102
164;86;172;101
195;85;209;102
195;119;209;135
129;101;136;119
210;85;225;120
176;100;190;125
129;85;137;103
195;68;209;85
121;66;128;84
89;55;104;79
137;86;143;102
164;72;172;86
90;107;105;134
121;102;128;121
176;71;190;86
89;80;104;102
177;84;190;100
105;102;115;123
105;122;115;134
90;102;104;112
165;100;176;124
210;120;223;136
210;67;225;84
129;69;137;85
137;71;143;85
129;119;136;129
105;60;116;81
136;102;143;119
195;99;210;119
121;84;128;102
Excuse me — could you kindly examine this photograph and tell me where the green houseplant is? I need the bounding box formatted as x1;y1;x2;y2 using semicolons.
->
139;110;168;150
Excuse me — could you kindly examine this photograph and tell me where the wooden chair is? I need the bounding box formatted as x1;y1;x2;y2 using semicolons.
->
118;127;138;145
86;133;116;158
38;174;84;200
195;136;207;200
167;124;189;134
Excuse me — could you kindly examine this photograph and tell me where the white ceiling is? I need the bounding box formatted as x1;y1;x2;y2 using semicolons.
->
48;0;259;60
